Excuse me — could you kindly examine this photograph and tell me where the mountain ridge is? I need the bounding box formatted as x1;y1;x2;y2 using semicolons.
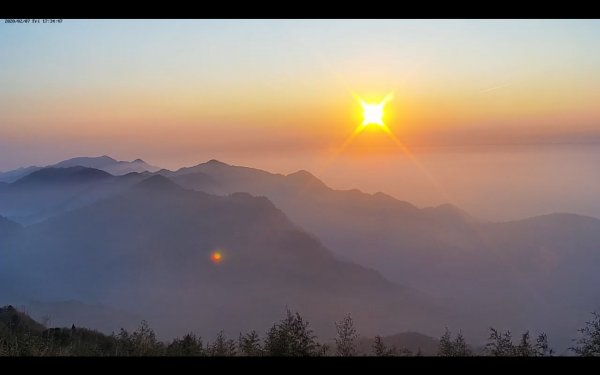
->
12;166;113;186
2;157;600;349
2;176;447;339
149;158;600;350
0;156;159;183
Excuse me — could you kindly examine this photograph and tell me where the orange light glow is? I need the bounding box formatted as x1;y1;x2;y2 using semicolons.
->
315;91;452;204
210;251;223;264
334;92;396;155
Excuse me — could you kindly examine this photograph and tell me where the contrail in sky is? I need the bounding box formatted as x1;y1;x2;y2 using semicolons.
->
480;82;513;93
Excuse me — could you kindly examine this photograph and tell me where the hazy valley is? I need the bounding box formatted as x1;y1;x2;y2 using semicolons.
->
1;156;599;354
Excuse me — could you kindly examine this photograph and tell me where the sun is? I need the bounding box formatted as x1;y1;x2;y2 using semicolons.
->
361;102;385;126
334;92;397;154
359;93;393;127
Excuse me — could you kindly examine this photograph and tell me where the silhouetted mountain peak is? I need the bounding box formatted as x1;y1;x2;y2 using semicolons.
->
204;159;229;167
134;175;182;192
190;159;232;173
194;159;233;172
286;170;327;189
0;156;160;183
54;156;117;168
48;156;160;175
174;160;279;183
13;167;113;186
0;166;43;183
0;305;46;333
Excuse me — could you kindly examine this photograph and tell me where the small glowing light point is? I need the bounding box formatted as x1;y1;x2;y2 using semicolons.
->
210;251;223;264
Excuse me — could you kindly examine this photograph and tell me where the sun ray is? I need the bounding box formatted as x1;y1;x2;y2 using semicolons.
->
301;91;453;205
338;92;453;203
377;125;452;203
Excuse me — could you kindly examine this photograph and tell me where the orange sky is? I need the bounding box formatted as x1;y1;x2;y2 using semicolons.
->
2;20;600;220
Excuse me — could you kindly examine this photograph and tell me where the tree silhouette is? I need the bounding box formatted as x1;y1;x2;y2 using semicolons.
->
167;333;205;356
0;304;569;357
114;320;163;356
207;330;237;356
372;335;395;356
485;328;552;356
534;332;553;356
264;309;320;356
131;320;163;356
438;328;472;356
334;314;358;356
571;311;600;356
438;328;453;356
515;331;536;356
238;330;262;356
485;328;516;356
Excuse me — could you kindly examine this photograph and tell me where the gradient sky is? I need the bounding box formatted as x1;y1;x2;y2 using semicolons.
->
2;20;600;219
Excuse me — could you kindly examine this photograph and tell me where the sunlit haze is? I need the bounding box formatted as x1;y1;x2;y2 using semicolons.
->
3;19;600;356
2;19;600;220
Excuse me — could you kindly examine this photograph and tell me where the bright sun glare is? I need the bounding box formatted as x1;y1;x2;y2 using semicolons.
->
359;93;394;127
332;90;450;202
361;102;384;126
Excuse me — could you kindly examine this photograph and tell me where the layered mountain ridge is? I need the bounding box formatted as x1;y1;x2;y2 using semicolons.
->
1;156;599;349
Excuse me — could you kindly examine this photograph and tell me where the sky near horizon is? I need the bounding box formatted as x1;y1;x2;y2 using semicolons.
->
2;19;600;219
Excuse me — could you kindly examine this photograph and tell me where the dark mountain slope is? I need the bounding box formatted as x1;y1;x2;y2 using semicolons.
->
159;160;600;349
0;166;43;184
0;167;149;224
12;166;112;186
0;305;46;335
5;176;448;340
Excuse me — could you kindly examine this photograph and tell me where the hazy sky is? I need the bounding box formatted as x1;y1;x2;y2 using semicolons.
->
2;20;600;219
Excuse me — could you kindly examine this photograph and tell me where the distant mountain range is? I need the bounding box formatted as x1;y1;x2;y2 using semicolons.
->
0;172;447;340
1;156;599;350
154;159;600;349
0;166;150;224
0;166;42;184
0;156;158;183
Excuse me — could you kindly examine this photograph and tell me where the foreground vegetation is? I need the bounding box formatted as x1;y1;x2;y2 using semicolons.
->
1;305;599;356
